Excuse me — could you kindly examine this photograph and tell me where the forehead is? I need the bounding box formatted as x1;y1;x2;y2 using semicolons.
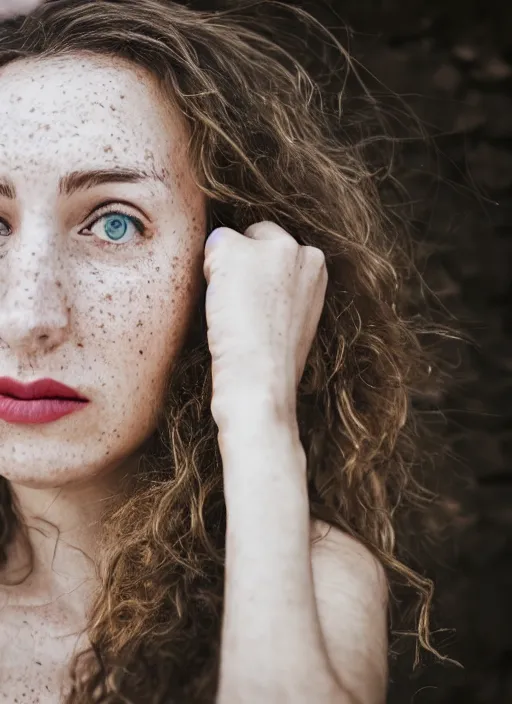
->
0;53;185;178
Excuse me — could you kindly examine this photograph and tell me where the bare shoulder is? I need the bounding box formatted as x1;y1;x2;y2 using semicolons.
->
309;519;389;704
310;518;388;602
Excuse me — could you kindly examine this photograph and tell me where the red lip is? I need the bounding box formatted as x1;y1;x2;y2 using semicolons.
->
0;377;89;424
0;377;88;401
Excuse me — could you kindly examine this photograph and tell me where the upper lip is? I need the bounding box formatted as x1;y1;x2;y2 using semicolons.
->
0;377;88;401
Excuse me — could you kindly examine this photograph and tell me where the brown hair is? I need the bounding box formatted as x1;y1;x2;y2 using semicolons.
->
0;1;461;701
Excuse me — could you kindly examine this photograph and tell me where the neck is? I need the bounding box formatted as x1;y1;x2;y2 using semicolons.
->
1;453;141;611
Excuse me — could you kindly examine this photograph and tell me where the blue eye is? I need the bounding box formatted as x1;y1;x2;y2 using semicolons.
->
84;210;146;244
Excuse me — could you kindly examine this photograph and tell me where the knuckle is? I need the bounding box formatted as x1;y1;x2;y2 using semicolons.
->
278;237;299;254
244;220;297;245
244;220;278;236
244;221;270;237
303;245;326;269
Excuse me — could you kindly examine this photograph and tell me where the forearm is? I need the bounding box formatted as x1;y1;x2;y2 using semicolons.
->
216;400;345;704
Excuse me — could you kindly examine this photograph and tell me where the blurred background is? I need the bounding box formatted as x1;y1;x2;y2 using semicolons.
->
189;0;512;701
293;2;512;702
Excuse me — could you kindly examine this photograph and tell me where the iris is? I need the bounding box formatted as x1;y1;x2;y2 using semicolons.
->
103;214;129;241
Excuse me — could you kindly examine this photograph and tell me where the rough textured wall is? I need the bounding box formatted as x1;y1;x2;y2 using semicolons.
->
325;5;512;702
278;3;511;701
325;4;510;702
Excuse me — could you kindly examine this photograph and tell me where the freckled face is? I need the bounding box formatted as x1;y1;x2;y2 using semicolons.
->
0;54;207;488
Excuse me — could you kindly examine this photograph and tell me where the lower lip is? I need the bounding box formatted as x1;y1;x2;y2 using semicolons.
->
0;395;89;424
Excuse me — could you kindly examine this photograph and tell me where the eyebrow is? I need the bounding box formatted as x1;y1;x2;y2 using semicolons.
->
0;166;168;199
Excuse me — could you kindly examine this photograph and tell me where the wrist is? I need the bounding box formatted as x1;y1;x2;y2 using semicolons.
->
212;380;297;432
215;391;301;453
216;397;308;514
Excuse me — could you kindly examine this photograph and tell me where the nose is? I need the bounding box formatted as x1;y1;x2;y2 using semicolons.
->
0;236;70;356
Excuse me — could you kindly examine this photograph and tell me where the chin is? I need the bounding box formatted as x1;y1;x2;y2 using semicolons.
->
1;446;130;490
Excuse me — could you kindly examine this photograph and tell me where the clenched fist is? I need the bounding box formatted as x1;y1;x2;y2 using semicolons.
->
203;221;328;428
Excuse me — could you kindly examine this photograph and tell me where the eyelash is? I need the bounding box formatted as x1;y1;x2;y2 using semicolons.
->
0;202;147;244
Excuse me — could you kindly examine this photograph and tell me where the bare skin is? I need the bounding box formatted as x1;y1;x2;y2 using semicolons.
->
0;53;207;701
0;580;90;702
205;223;387;704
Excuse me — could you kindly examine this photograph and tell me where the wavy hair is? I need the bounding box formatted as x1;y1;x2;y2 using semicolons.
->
0;0;462;701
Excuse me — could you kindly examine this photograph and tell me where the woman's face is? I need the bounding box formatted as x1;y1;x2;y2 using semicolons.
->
0;53;207;489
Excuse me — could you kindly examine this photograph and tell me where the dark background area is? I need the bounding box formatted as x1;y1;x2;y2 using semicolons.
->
192;0;512;700
301;2;512;702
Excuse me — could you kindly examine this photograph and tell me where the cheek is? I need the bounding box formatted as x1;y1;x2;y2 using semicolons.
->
82;262;201;385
